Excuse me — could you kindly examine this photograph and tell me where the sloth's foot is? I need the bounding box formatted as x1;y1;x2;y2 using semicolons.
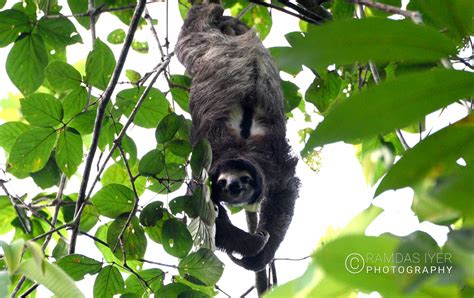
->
228;248;273;272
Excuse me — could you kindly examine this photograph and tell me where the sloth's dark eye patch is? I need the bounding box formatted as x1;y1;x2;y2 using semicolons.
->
217;179;227;187
240;176;251;184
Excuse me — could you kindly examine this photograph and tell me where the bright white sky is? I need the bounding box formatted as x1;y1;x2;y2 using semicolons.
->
0;0;467;297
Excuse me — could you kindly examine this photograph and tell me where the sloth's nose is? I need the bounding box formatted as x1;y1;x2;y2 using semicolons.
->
227;181;242;195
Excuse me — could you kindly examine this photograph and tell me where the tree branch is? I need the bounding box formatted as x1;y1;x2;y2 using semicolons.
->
69;0;148;254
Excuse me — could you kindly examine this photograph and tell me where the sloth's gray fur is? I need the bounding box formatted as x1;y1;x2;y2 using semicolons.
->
176;3;300;272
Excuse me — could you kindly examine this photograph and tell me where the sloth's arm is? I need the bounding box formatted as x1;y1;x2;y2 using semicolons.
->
230;177;299;271
215;204;269;257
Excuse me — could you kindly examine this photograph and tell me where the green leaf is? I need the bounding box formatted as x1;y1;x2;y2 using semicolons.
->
191;139;212;178
376;115;474;196
8;127;57;178
91;184;135;218
427;165;474;216
45;61;82;92
357;137;395;186
0;122;29;152
93;265;124;298
156;113;181;143
85;39;116;90
107;215;147;261
111;134;138;166
156;283;192;297
125;69;141;83
131;40;149;54
0;196;16;235
115;87;170;128
124;268;164;295
18;258;84;297
25;241;45;271
102;162;146;195
304;69;474;152
0;271;10;298
169;195;197;217
139;201;164;227
21;93;63;127
407;0;472;41
94;223;142;269
305;71;342;114
6;34;49;95
332;0;355;20
231;3;272;40
68;110;96;135
178;0;191;19
148;163;186;194
178;248;224;286
161;219;193;258
57;254;102;281
107;28;126;44
169;74;191;112
138;149;164;177
52;238;69;259
0;9;30;47
1;239;24;274
284;18;457;70
62;86;89;121
11;0;36;18
67;0;103;29
38;17;82;49
167;139;192;158
188;217;215;250
174;275;216;297
192;185;216;226
56;128;83;177
143;210;171;244
269;47;302;76
282;80;302;113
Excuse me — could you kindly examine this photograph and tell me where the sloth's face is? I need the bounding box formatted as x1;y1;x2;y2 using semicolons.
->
214;170;257;206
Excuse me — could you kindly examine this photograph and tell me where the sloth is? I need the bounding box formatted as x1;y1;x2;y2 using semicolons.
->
176;2;299;272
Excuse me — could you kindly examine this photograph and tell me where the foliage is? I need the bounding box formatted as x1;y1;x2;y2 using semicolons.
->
0;0;472;297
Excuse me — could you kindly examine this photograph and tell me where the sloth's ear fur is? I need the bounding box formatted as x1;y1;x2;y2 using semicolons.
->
210;158;265;205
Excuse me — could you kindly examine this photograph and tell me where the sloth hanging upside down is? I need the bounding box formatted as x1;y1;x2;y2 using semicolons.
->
175;1;300;272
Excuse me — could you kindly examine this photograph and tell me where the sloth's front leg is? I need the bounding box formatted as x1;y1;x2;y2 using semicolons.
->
215;205;269;256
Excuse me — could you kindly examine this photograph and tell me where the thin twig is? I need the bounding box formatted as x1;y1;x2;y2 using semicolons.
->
119;238;152;291
11;276;27;298
215;285;231;298
19;283;38;298
349;0;421;22
111;145;141;253
70;0;148;254
139;258;179;269
240;286;255;297
274;255;313;261
237;3;255;20
31;224;70;242
42;174;67;251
